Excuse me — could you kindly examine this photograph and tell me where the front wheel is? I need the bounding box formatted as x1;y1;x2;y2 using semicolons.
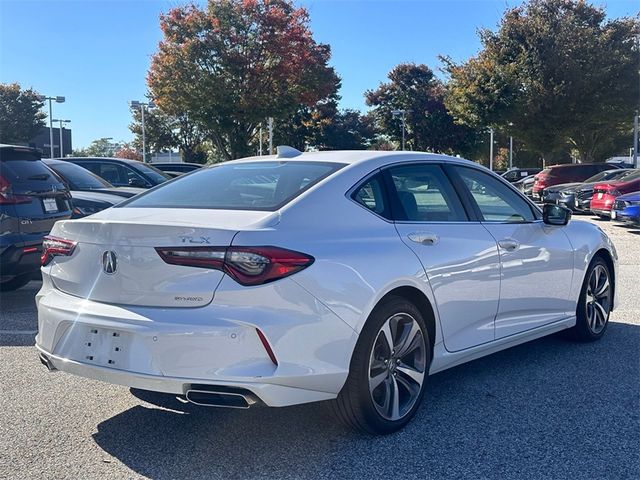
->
570;257;612;342
331;296;430;434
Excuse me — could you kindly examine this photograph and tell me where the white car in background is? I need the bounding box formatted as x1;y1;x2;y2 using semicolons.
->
36;148;617;434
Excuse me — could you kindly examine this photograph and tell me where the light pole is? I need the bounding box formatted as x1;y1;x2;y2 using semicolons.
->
634;34;639;168
130;100;155;162
391;109;409;150
489;127;494;171
39;95;65;158
52;119;70;157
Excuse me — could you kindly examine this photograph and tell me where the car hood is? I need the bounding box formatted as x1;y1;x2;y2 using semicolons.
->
96;187;146;198
70;190;126;205
616;191;640;202
546;182;582;192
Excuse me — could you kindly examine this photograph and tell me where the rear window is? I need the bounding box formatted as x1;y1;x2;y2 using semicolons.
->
122;161;345;211
48;162;111;189
0;158;61;185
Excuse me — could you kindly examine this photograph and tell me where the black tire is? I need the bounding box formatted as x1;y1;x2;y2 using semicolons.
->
570;257;612;342
331;296;431;435
0;274;31;292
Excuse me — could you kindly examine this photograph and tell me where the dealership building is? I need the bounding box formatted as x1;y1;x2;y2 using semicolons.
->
28;126;72;158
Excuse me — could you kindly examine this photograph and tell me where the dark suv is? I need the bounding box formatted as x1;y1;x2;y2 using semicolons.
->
0;145;72;291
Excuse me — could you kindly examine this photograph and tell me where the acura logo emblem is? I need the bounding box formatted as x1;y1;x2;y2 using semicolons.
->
102;251;117;274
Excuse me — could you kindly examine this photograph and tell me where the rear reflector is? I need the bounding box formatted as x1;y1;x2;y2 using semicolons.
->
256;328;278;366
41;236;77;266
155;246;314;286
23;247;39;254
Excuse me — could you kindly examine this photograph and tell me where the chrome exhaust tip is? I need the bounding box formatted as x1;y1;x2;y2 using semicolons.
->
185;388;259;409
39;353;58;372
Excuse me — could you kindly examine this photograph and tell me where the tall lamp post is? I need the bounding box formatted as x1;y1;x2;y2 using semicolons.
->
52;119;70;157
391;109;410;150
129;100;155;162
489;127;494;171
39;95;65;158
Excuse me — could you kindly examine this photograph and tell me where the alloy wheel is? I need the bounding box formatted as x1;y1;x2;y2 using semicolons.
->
368;313;426;421
585;264;611;335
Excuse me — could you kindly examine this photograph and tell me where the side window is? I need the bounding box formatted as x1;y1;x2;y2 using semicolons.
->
352;174;389;219
387;164;467;222
454;166;535;223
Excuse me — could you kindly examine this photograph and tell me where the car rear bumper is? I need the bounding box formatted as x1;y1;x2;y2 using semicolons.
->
35;276;357;407
0;236;43;281
590;208;612;217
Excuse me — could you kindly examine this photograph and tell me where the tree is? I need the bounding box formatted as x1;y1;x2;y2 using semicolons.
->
72;138;120;157
366;64;481;156
129;107;209;164
444;0;639;164
129;107;175;154
148;0;340;160
0;83;47;144
114;144;142;161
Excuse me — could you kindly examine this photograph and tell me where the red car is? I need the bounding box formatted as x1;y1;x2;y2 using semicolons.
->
590;170;640;218
531;163;615;200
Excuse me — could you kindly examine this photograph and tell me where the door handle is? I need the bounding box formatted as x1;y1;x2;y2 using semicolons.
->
408;232;439;245
498;238;520;251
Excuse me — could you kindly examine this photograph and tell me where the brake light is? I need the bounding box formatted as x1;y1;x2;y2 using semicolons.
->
41;236;77;266
0;175;30;204
155;246;314;286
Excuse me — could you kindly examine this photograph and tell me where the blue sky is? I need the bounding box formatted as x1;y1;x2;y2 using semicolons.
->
1;0;637;148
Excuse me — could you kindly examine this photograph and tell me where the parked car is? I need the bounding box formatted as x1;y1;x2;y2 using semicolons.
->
590;170;640;218
37;149;617;434
43;160;137;218
611;191;640;226
541;169;633;211
44;160;145;199
501;167;541;183
61;157;171;188
514;174;536;198
0;144;72;291
151;162;203;176
531;163;615;201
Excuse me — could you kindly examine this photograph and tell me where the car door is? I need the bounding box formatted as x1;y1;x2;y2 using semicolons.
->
384;163;501;352
449;165;574;339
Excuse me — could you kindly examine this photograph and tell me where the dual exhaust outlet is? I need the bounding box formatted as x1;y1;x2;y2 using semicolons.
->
185;387;259;409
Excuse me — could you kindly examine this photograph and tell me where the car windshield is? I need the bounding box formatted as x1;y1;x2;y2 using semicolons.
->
122;161;345;211
130;162;172;185
584;169;629;183
47;162;112;189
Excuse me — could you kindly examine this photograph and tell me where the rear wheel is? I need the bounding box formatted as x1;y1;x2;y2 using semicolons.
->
331;296;430;434
0;274;31;292
570;257;612;342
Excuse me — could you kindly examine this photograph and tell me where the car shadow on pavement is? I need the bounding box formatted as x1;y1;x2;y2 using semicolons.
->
92;321;640;480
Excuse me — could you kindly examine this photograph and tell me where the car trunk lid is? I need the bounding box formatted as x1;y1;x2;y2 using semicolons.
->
46;208;279;307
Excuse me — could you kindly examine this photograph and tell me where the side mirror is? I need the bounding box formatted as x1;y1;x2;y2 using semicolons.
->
128;178;147;188
543;203;571;226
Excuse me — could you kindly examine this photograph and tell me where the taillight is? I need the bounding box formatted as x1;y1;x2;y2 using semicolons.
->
155;246;314;286
0;175;31;204
41;236;77;266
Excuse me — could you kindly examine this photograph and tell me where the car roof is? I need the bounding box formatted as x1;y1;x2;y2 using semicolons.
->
228;150;474;168
152;162;202;167
60;157;140;165
43;159;66;166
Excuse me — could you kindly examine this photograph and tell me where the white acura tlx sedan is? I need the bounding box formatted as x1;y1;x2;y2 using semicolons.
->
36;148;617;434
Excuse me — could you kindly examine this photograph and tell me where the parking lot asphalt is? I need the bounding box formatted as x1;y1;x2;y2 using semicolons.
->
1;217;638;480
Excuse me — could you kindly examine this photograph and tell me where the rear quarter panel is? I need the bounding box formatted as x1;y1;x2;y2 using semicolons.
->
561;219;618;310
